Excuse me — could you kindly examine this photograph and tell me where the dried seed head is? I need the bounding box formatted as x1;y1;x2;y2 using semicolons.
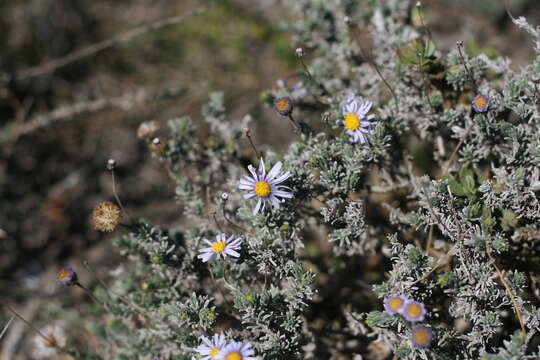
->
295;47;304;57
137;121;159;140
221;192;229;201
92;202;121;232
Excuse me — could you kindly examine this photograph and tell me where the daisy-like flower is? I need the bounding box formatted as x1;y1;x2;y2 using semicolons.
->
198;233;242;262
56;266;77;286
32;323;67;359
238;158;293;215
383;295;408;315
217;341;256;360
194;333;228;360
273;96;293;116
401;299;427;322
337;94;375;144
471;94;491;112
410;325;433;349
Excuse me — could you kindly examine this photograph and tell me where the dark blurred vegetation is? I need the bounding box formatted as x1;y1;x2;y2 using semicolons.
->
0;0;539;357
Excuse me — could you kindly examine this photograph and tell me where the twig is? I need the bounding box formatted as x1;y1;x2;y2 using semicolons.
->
442;120;473;176
13;6;211;81
298;57;329;96
456;41;478;93
0;316;15;340
243;127;261;160
1;86;187;144
486;248;527;338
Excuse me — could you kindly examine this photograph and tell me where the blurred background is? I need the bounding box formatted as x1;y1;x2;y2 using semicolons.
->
0;0;539;358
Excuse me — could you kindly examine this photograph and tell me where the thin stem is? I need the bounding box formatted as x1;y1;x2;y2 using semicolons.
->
4;305;75;357
212;211;224;232
417;52;435;113
221;199;251;234
0;316;15;340
299;57;329;96
75;283;106;307
486;248;527;339
442;121;473;176
244;128;261;160
457;41;478;93
110;168;131;219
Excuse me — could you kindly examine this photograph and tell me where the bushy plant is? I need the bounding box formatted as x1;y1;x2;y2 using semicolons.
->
31;0;540;359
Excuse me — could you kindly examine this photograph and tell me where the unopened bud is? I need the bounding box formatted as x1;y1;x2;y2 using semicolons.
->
107;158;116;170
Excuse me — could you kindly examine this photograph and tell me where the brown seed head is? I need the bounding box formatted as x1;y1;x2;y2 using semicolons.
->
92;202;121;232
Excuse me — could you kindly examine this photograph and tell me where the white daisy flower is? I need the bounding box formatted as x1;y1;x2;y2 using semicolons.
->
32;323;66;359
194;333;228;360
217;341;256;360
238;158;293;215
197;233;242;262
337;94;375;144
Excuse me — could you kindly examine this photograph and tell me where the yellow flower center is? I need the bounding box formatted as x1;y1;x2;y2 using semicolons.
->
210;348;220;357
388;297;404;311
276;98;291;112
254;181;271;197
344;113;360;131
474;96;488;109
211;240;226;254
412;328;431;345
405;303;422;318
226;352;242;360
58;269;70;282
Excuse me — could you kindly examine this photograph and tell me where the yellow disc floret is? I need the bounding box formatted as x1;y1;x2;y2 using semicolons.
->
412;328;431;345
474;96;487;109
254;181;271;197
344;113;361;131
211;240;226;254
406;303;422;318
210;348;220;358
226;352;242;360
388;297;404;311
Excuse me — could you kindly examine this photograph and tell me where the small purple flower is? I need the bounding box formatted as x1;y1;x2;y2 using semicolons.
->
273;97;293;116
383;295;408;315
194;333;227;359
56;266;77;286
217;341;256;360
410;325;433;349
198;234;242;263
401;299;427;322
472;94;491;112
337;94;375;144
238;158;293;215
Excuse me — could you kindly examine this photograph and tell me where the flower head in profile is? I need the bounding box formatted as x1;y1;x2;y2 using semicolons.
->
410;325;433;349
383;295;408;315
56;266;77;286
194;333;228;360
472;94;491;112
217;341;256;360
401;299;427;322
273;96;293;116
32;323;66;359
91;201;121;232
337;94;375;144
238;158;293;215
198;234;242;262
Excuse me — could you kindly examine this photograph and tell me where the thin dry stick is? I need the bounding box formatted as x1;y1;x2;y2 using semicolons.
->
4;305;73;357
2;86;187;143
221;199;251;234
0;316;15;340
110;167;132;220
486;249;527;338
456;41;478;93
442;121;473;175
425;224;433;254
14;6;211;81
75;282;106;307
244;128;261;160
357;41;399;110
298;57;329;96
